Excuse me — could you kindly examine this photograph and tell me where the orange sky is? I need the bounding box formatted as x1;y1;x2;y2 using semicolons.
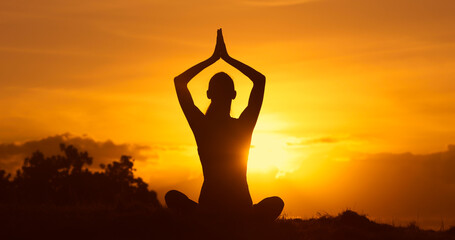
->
1;0;455;229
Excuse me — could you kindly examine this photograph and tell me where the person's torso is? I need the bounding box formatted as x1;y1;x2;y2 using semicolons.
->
193;117;254;209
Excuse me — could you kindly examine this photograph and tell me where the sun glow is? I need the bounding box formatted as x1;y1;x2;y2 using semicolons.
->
247;133;298;177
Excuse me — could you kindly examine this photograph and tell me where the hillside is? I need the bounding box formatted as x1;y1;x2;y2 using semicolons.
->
1;206;454;240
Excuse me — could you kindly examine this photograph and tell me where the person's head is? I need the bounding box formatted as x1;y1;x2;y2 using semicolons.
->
207;72;236;102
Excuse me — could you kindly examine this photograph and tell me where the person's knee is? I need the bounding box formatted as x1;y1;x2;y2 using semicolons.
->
270;196;284;211
253;196;284;221
260;196;284;210
165;190;182;207
165;190;198;213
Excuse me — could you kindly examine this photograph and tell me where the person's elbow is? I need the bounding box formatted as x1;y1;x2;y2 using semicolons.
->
174;76;186;86
255;74;266;85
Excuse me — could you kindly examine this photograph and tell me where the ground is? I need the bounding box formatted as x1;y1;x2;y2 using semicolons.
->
1;205;454;240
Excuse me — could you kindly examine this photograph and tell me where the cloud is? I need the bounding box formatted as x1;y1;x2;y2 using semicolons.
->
342;145;455;225
353;144;455;185
286;136;346;147
0;133;156;173
257;144;455;229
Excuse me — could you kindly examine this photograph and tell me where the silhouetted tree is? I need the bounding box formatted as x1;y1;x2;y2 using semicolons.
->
101;155;159;206
0;170;11;202
0;144;160;208
60;143;92;175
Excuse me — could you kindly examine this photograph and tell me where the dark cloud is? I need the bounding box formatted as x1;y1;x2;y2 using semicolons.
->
352;144;455;185
0;133;156;173
342;145;455;225
269;144;455;229
308;145;455;227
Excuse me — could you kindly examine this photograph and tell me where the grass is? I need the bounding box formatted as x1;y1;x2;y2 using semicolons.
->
1;205;454;240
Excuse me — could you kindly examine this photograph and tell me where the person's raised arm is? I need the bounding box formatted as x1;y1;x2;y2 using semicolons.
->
174;30;223;129
217;30;266;128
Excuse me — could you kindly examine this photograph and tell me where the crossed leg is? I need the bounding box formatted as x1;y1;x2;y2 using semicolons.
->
166;190;284;222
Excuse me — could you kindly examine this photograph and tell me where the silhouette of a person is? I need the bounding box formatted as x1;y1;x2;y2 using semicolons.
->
166;29;284;221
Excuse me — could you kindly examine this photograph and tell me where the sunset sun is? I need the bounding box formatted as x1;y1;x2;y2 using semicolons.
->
248;133;298;178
